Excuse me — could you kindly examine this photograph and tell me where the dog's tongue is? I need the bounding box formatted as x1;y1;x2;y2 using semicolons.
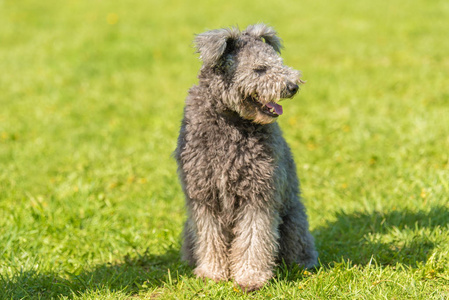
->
266;102;283;115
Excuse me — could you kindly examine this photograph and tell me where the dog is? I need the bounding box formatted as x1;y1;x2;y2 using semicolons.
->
175;24;318;291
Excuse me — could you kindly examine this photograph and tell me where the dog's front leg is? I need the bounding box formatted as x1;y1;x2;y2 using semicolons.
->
190;207;230;282
230;205;280;291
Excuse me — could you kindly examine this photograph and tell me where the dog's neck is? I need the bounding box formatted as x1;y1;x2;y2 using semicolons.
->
219;109;245;123
219;109;274;134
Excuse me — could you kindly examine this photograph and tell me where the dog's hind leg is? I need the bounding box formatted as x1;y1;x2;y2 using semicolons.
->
181;218;197;266
277;198;318;268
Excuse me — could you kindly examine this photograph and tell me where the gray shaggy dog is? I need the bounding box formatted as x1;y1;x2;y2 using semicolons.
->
175;24;318;291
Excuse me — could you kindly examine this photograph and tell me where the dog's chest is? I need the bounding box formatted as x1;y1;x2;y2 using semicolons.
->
182;120;280;208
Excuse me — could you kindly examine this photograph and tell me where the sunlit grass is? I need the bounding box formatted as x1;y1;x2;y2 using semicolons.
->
1;0;448;298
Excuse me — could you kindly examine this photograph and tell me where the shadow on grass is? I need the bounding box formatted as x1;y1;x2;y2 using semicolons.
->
1;247;190;299
3;206;448;297
312;205;449;267
272;206;449;284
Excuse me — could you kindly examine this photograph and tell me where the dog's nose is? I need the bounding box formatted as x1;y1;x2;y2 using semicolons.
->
287;82;299;95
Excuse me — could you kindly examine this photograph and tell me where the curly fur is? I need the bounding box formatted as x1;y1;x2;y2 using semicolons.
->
175;24;318;291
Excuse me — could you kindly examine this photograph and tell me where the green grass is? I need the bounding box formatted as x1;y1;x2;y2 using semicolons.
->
1;0;449;298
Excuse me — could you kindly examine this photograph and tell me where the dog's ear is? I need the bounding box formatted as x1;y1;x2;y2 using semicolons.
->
244;23;283;53
194;27;240;67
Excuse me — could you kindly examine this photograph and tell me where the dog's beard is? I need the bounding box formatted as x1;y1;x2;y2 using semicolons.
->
248;93;283;118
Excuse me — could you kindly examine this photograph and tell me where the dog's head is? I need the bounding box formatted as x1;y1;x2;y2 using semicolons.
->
194;24;304;124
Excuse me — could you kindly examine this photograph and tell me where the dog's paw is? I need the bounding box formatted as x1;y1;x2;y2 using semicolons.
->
298;250;319;269
233;269;272;292
194;266;229;282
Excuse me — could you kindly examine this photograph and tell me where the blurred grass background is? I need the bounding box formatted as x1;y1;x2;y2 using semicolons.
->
1;0;449;298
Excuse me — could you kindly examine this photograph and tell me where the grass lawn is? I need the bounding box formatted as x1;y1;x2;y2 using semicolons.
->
1;0;449;298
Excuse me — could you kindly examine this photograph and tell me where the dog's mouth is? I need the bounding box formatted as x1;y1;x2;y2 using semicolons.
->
249;93;283;118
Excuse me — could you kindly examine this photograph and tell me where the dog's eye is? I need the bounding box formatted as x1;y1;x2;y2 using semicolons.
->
254;66;268;74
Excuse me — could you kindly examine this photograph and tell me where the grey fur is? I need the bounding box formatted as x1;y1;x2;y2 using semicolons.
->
175;24;318;291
